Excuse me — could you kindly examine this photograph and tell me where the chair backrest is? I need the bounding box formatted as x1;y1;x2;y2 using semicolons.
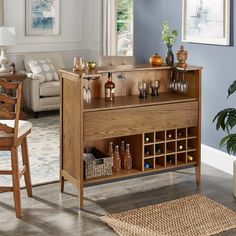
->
24;52;64;73
99;56;136;66
0;79;22;140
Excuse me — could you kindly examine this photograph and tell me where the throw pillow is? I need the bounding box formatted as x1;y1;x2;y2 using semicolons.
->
27;59;59;83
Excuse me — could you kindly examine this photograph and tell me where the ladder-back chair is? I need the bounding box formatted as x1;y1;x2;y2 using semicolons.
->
0;79;33;218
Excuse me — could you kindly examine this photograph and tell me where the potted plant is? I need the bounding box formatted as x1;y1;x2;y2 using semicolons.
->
213;80;236;195
161;21;178;66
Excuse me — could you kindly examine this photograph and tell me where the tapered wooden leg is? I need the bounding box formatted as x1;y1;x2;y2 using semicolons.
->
60;175;65;192
21;138;33;197
78;183;83;209
11;147;21;218
195;165;201;186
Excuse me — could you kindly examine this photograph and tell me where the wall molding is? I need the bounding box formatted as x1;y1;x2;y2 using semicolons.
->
201;144;236;175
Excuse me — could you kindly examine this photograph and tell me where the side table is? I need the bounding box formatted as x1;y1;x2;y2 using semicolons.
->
0;72;28;120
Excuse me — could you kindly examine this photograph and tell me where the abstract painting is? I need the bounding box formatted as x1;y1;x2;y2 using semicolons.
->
182;0;230;45
26;0;60;36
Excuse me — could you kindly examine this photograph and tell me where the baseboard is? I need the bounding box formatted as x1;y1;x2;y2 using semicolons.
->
201;144;236;175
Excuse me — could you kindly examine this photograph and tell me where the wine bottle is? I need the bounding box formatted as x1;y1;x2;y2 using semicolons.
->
120;141;125;168
187;155;193;161
178;145;184;150
124;144;132;170
168;133;172;139
105;72;115;101
145;136;150;142
166;156;173;164
112;145;121;172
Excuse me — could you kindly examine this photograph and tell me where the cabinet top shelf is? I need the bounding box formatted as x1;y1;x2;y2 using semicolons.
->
60;64;203;79
84;92;197;112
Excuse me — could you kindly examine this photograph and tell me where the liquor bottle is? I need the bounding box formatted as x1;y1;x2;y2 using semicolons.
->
120;141;125;168
124;144;132;170
112;145;121;172
105;72;115;101
187;155;193;161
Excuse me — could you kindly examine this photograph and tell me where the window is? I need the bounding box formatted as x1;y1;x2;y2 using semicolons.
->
116;0;133;56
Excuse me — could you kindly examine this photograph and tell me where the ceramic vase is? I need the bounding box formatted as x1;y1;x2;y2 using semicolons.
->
166;45;174;66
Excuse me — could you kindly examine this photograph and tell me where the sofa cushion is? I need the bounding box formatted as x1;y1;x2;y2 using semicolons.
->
0;120;32;138
40;81;60;97
27;59;59;84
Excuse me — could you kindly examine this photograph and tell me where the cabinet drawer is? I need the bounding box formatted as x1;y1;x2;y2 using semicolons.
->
84;101;198;141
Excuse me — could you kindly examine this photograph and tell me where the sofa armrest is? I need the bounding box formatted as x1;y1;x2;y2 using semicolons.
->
23;77;40;112
26;73;41;80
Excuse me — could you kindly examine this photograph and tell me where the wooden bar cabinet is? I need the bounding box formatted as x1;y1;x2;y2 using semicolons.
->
60;64;202;208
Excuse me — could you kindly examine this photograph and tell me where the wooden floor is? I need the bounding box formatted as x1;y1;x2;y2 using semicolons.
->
0;164;236;236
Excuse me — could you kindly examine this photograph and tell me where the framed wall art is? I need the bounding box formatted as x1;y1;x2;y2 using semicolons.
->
26;0;60;36
182;0;230;45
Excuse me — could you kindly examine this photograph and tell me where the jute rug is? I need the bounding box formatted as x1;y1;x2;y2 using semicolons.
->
100;194;236;236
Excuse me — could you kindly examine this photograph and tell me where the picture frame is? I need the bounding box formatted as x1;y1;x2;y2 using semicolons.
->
182;0;230;45
26;0;60;36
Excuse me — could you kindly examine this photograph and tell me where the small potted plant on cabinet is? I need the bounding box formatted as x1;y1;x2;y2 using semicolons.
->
213;80;236;196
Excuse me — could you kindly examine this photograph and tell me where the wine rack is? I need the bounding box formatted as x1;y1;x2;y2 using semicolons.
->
143;127;198;171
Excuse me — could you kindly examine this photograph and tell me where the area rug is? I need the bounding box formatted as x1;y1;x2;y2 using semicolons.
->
100;194;236;236
0;115;60;186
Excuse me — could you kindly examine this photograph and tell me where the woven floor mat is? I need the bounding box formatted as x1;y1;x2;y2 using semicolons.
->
100;194;236;236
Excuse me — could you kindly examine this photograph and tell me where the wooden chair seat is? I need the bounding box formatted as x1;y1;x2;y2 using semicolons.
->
0;120;32;138
0;79;33;218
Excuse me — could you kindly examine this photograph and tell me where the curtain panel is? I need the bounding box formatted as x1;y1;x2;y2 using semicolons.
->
102;0;117;56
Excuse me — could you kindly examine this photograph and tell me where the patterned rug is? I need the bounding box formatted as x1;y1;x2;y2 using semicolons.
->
101;194;236;236
0;115;60;186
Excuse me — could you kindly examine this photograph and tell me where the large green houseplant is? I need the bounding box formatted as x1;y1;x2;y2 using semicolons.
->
213;80;236;155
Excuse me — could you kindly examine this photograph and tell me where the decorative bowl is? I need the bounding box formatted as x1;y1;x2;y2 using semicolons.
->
87;61;97;70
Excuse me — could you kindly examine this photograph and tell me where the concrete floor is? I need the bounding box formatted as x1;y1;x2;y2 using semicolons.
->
0;164;236;236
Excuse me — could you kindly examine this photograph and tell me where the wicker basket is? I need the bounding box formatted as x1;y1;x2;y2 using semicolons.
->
84;147;113;180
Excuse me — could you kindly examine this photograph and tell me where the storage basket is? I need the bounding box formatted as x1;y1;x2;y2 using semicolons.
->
84;147;113;180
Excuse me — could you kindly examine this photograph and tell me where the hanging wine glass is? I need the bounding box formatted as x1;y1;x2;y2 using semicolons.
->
86;78;91;103
169;70;174;91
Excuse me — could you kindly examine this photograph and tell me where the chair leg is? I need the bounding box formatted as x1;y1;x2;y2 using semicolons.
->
11;146;21;218
21;138;33;197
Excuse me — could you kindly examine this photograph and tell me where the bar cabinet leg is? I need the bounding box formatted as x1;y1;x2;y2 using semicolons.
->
60;175;65;192
78;183;84;209
195;165;201;186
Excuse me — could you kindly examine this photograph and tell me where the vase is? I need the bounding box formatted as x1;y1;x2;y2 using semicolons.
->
166;45;174;66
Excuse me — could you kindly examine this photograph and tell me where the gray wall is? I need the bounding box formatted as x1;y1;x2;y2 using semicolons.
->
134;0;236;153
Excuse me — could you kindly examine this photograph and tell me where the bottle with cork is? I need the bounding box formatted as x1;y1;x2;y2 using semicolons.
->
120;141;126;168
113;145;121;172
123;144;132;170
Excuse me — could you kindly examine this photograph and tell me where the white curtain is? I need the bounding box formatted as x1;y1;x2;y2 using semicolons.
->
102;0;117;56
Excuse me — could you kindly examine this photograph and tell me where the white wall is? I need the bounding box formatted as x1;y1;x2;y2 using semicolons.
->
0;0;3;26
2;0;103;70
